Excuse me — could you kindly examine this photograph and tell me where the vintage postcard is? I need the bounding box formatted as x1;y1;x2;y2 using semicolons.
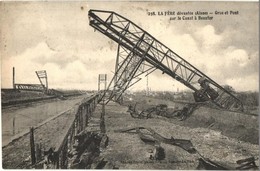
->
1;1;259;170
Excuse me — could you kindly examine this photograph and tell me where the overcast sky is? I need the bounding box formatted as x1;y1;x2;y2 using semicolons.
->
1;1;259;92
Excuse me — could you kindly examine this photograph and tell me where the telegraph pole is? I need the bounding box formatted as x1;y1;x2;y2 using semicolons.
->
13;67;15;89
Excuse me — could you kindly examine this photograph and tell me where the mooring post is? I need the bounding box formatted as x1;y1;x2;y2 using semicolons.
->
30;127;36;165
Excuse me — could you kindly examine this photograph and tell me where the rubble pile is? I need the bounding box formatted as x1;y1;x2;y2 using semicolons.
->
116;127;259;170
127;103;198;120
68;131;115;169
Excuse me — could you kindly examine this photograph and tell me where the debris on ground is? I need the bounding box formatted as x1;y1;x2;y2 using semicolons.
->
67;131;115;169
127;103;199;120
115;126;259;170
235;157;259;170
196;156;259;170
115;127;196;154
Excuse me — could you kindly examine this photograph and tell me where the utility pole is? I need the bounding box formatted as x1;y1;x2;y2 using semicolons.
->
13;67;15;89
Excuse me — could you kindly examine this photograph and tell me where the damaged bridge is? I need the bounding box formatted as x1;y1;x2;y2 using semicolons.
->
12;68;66;99
88;9;243;111
2;10;258;170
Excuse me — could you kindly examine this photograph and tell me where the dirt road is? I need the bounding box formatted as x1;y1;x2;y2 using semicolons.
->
2;95;86;146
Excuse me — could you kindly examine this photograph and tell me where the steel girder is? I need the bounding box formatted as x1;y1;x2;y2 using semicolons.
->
103;44;156;103
15;70;48;93
88;9;243;111
14;84;44;92
36;70;48;90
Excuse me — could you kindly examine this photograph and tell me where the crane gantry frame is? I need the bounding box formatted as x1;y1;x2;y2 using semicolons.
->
88;9;243;111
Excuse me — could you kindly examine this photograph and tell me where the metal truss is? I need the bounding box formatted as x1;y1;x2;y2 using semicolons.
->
89;9;243;111
15;70;48;93
36;70;48;90
103;44;155;103
14;84;44;92
13;70;65;98
98;74;107;91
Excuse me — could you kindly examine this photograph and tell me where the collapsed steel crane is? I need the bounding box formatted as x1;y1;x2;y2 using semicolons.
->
88;9;243;111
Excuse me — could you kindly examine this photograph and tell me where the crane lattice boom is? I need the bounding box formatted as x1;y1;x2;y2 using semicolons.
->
88;9;243;111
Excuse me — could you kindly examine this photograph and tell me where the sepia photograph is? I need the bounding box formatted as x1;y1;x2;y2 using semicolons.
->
1;1;259;170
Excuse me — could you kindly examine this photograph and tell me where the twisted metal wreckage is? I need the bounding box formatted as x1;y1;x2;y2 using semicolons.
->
13;69;65;99
88;9;243;112
88;9;258;170
115;127;258;170
127;103;198;120
25;10;256;170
